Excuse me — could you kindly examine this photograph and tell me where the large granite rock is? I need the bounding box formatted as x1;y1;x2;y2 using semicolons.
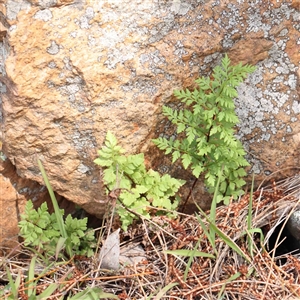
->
0;0;299;220
287;210;300;241
0;159;26;251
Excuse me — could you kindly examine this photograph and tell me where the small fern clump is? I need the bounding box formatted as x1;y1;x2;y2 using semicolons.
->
153;54;256;204
94;131;185;231
19;200;96;257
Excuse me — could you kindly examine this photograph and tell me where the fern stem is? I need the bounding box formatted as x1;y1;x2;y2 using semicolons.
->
180;177;198;213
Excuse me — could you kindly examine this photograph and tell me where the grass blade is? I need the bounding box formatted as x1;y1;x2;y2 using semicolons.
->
37;283;60;299
55;237;67;260
210;168;222;222
37;159;72;257
183;238;205;281
218;272;241;299
195;211;217;254
165;242;214;282
98;290;119;299
153;282;178;299
242;228;265;252
209;169;222;246
247;173;255;257
69;288;119;299
6;267;20;298
164;249;214;258
207;219;251;263
26;256;36;297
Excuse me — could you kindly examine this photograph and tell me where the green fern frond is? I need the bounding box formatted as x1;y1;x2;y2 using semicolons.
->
153;54;256;203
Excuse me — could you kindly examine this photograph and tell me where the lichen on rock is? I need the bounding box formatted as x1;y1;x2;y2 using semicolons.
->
0;0;298;218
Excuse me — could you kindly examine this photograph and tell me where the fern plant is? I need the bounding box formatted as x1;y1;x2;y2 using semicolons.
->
153;54;256;204
94;131;185;231
19;200;96;257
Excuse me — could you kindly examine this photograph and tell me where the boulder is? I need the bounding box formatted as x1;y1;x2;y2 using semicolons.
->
0;0;299;219
0;159;25;251
287;210;300;241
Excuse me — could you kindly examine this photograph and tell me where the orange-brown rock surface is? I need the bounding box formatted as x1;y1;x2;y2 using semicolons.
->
0;0;299;226
0;159;25;251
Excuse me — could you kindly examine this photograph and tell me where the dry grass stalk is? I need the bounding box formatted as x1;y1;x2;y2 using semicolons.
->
1;175;300;299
